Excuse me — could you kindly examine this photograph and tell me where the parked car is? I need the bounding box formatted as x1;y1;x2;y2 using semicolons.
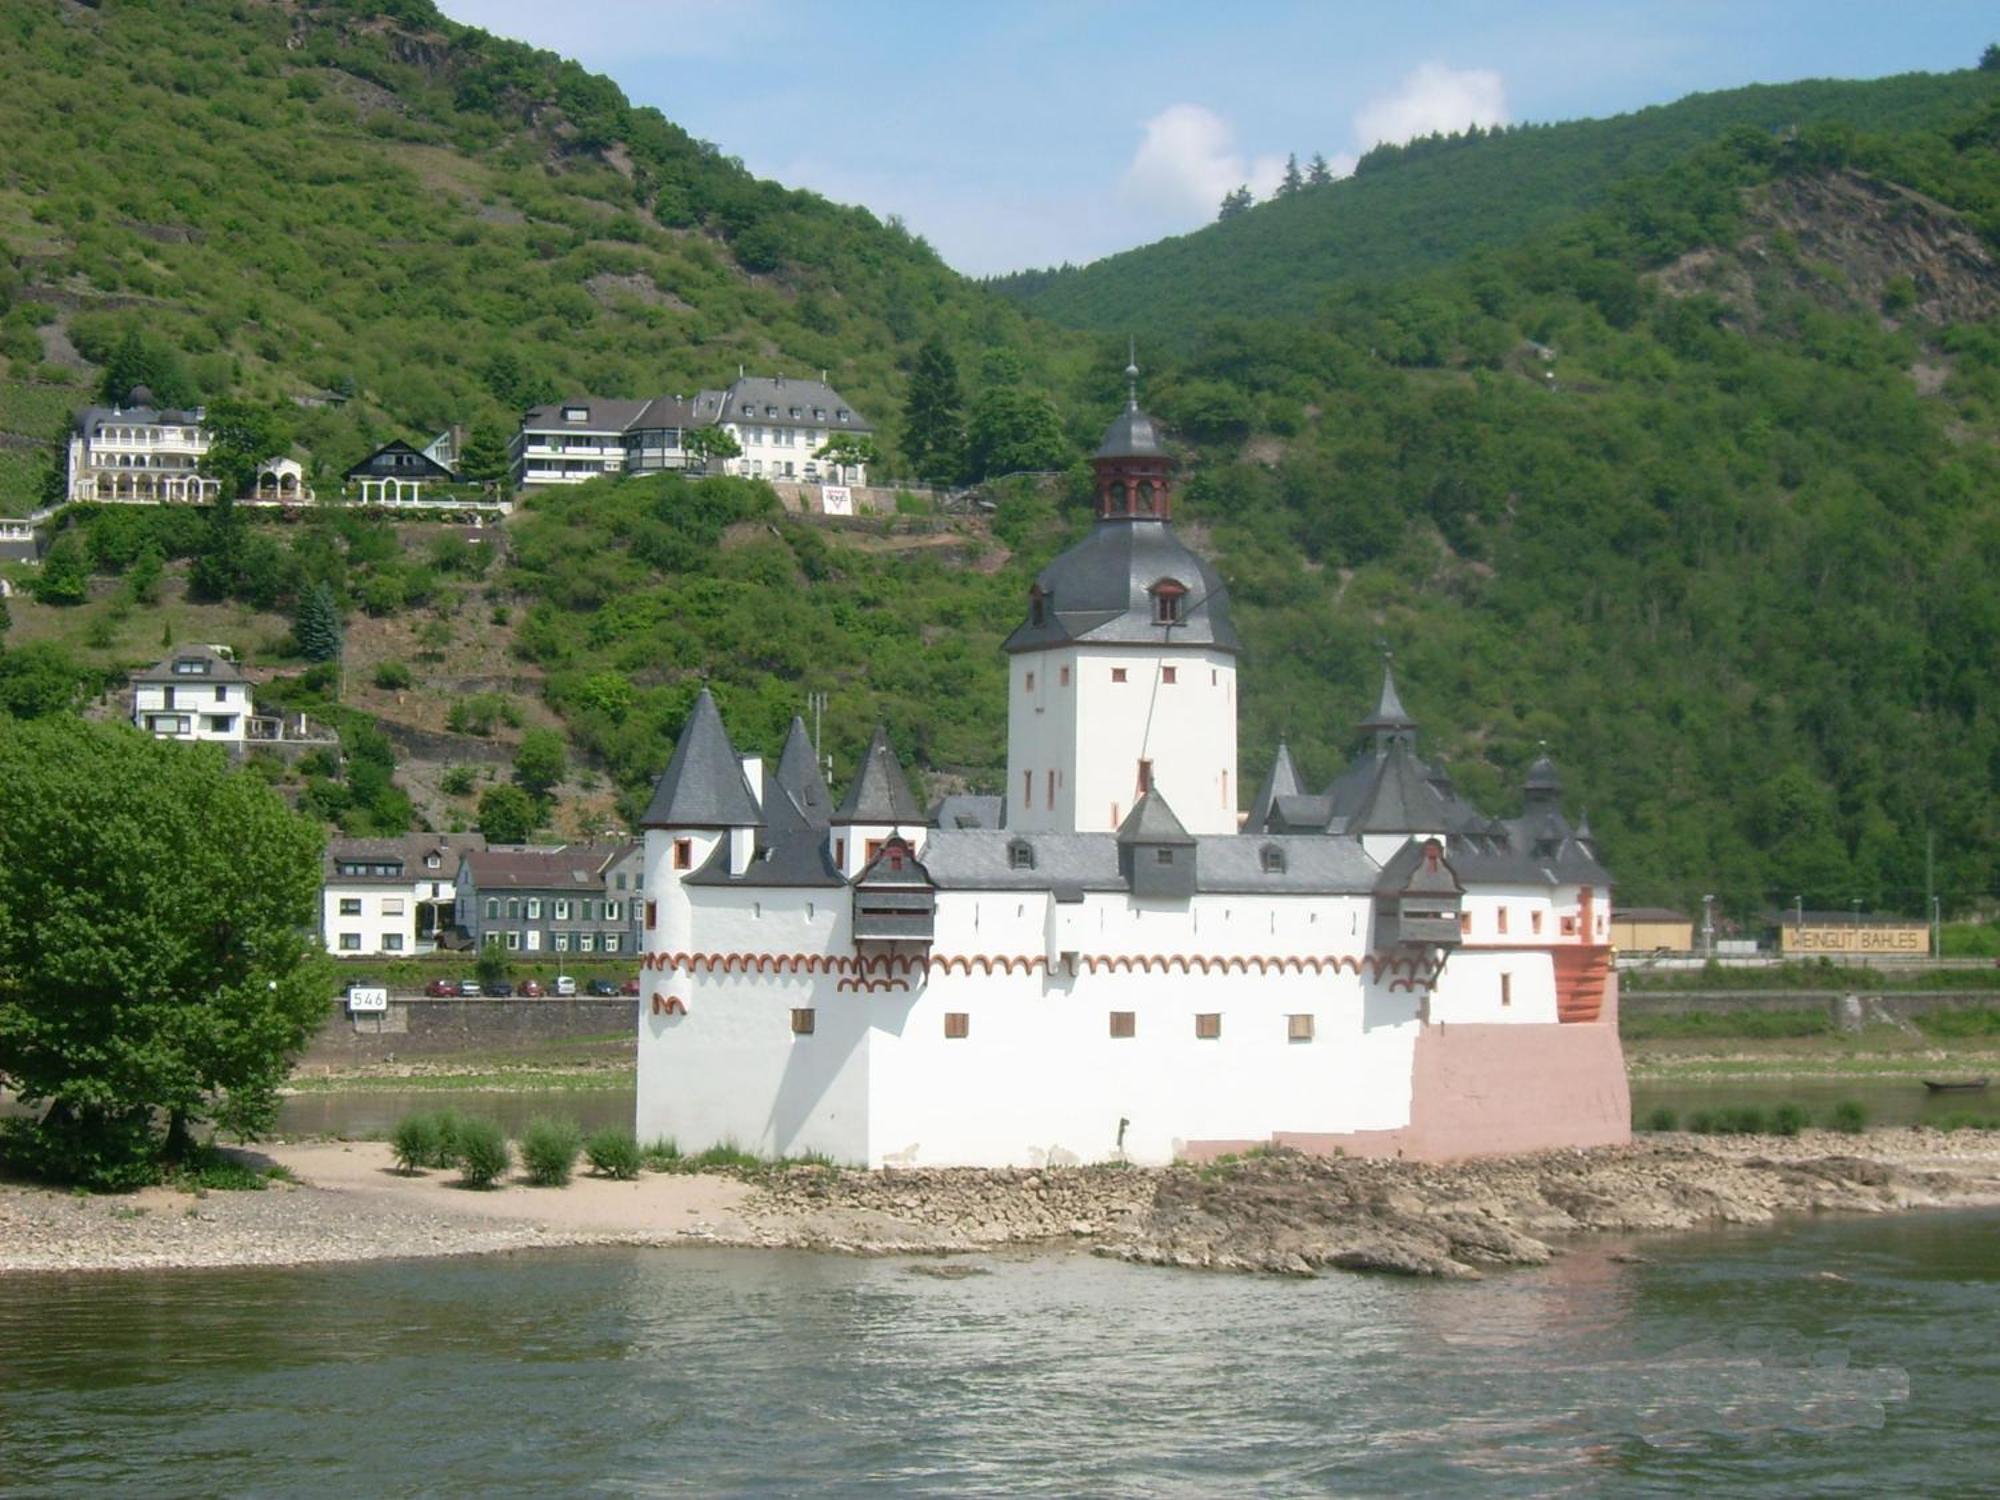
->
518;979;545;998
483;980;514;997
620;977;641;996
554;975;577;997
457;978;481;998
425;977;458;997
586;978;620;997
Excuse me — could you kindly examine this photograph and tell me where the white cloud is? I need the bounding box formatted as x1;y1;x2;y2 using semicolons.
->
1119;104;1286;223
1353;63;1508;150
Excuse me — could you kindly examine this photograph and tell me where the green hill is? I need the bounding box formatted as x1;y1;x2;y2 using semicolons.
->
2;2;1997;924
992;70;2000;335
0;0;1081;510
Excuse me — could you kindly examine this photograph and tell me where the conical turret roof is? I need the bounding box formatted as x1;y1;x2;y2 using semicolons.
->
773;716;833;828
1358;662;1416;732
1247;740;1303;831
834;725;925;826
1117;788;1194;846
641;688;763;829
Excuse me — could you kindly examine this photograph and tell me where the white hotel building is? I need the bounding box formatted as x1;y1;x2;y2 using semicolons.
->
631;371;1629;1169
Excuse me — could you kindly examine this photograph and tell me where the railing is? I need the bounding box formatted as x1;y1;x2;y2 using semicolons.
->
247;715;340;745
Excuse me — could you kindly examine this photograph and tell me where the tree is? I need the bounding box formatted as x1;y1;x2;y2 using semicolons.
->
0;719;334;1185
294;581;344;663
200;398;293;502
187;494;246;602
98;326;194;409
1217;186;1253;220
815;432;881;478
1982;42;2000;70
514;727;567;800
901;335;965;481
1279;153;1303;196
1306;153;1334;186
965;384;1069;481
478;782;539;844
0;643;95;719
684;425;742;470
456;422;511;485
30;533;89;606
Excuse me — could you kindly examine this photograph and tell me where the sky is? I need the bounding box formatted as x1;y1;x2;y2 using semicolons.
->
435;1;1997;276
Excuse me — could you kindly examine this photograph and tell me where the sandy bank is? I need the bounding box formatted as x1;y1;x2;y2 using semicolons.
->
3;1130;1997;1278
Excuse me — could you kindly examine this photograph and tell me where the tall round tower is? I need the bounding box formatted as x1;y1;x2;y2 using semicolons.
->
1002;360;1239;835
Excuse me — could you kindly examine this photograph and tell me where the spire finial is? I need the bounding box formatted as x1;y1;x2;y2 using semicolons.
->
1125;336;1139;411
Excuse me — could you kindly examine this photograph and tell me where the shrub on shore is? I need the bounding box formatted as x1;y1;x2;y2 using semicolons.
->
455;1117;510;1188
584;1129;642;1180
1936;1111;2000;1132
1771;1103;1809;1137
1829;1100;1870;1134
392;1113;443;1174
641;1137;682;1172
519;1116;582;1187
1638;1107;1679;1132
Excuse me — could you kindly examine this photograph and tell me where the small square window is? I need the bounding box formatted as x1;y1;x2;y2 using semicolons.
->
1288;1013;1315;1042
944;1012;970;1040
1459;912;1472;936
673;839;692;870
1111;667;1127;683
1024;672;1035;692
1560;915;1578;936
579;934;595;953
1154;847;1174;865
1260;846;1285;873
338;898;362;916
383;934;404;952
791;1008;816;1035
1161;666;1177;684
338;933;361;952
1109;1011;1136;1039
1194;1012;1221;1040
1531;910;1544;934
1008;842;1034;870
1059;666;1071;687
505;932;521;951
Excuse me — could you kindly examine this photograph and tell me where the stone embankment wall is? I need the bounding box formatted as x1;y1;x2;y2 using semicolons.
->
300;997;634;1069
1620;989;1996;1018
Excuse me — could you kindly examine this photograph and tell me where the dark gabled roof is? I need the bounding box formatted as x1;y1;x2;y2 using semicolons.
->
1117;789;1194;846
460;842;634;890
1269;793;1337;833
324;832;486;885
854;834;932;888
686;780;843;889
932;793;1004;830
1246;740;1303;831
519;397;653;434
74;401;205;439
641;689;764;829
343;440;457;481
773;716;834;828
1002;518;1238;655
132;645;247;685
834;726;924;826
720;376;871;433
1374;835;1466;896
915;829;1377;895
1347;742;1456;835
631;395;703;431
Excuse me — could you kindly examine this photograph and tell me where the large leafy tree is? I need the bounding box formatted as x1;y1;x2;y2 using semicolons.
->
965;385;1069;481
0;720;334;1184
200;398;294;502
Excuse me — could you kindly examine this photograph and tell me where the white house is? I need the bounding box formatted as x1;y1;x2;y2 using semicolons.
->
511;398;653;490
131;645;255;743
66;387;221;504
631;367;1628;1169
323;834;486;957
701;374;873;487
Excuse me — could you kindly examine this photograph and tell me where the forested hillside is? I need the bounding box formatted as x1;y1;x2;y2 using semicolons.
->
1;1;1996;922
991;69;2000;335
0;0;1084;507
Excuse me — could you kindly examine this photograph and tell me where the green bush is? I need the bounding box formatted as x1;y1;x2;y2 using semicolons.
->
1715;1106;1770;1135
171;1144;268;1191
519;1116;582;1187
455;1117;511;1188
584;1128;643;1180
1771;1103;1810;1137
391;1112;444;1173
1686;1110;1719;1135
373;660;414;690
0;1112;162;1192
1936;1111;1999;1132
1829;1100;1870;1134
1640;1106;1678;1132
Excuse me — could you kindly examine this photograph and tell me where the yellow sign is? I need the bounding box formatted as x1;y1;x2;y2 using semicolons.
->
1781;924;1927;955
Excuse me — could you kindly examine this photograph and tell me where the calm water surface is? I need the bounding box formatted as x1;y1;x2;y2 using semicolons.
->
3;1211;1995;1496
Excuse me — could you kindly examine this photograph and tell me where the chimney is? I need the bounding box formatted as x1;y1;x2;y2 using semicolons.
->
739;754;764;808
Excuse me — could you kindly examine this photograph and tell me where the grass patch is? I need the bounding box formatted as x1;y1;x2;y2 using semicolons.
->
1936;1112;2000;1132
1623;963;2000;994
1621;1008;1834;1041
583;1128;642;1180
1638;1106;1678;1132
1911;1006;2000;1039
1829;1100;1870;1134
170;1145;269;1192
640;1136;682;1172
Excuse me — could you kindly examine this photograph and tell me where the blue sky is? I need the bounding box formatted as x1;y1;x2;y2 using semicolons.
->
436;1;1997;275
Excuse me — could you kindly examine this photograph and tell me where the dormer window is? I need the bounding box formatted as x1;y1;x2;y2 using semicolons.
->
1028;585;1047;626
1260;844;1285;874
563;406;587;421
813;408;825;420
173;657;211;676
837;409;850;423
1008;840;1035;871
1151;580;1187;625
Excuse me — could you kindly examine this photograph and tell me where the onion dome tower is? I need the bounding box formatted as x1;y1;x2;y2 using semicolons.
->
1002;354;1240;835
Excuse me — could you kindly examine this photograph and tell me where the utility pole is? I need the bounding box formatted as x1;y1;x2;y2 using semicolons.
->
1701;893;1716;957
1925;827;1936;958
809;691;829;782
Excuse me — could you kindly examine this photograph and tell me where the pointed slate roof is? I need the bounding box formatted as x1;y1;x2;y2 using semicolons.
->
1358;663;1416;733
1246;740;1303;831
1347;741;1454;836
773;716;834;828
1116;788;1195;846
834;726;924;826
1525;752;1562;798
640;688;764;829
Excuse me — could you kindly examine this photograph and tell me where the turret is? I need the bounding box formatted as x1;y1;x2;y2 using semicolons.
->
639;688;764;954
831;725;925;878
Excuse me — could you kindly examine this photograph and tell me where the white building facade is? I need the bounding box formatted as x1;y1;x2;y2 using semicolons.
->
131;646;255;743
322;834;484;957
67;389;221;504
634;375;1627;1168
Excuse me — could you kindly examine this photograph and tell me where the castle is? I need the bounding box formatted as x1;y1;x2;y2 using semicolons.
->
633;368;1629;1168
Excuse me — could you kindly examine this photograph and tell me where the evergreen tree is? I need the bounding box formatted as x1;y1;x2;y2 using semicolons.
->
1306;152;1334;186
1279;153;1303;196
294;581;344;663
30;534;88;607
901;335;965;482
456;423;511;484
187;494;245;603
1217;186;1253;220
97;326;194;408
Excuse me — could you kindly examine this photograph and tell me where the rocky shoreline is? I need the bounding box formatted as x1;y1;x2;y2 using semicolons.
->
3;1129;1997;1279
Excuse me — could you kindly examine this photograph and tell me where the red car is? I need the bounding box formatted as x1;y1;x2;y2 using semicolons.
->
424;977;457;997
620;977;641;996
518;979;546;998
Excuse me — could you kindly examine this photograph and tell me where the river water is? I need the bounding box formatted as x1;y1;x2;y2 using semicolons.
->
2;1210;1995;1496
